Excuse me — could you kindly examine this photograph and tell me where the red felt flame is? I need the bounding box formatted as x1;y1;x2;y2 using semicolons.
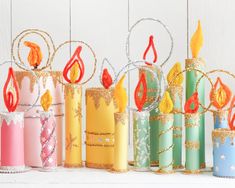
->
101;68;113;89
228;96;235;130
3;67;19;112
63;46;85;84
134;73;147;111
184;92;199;114
143;35;158;66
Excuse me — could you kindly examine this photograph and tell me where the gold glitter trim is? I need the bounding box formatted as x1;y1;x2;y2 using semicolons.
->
86;87;115;109
173;127;182;131
159;126;174;137
173;134;182;138
185;113;200;128
64;163;83;168
158;144;174;154
212;128;235;144
167;86;183;110
15;71;62;93
64;84;82;99
86;162;112;169
173;164;184;169
185;58;205;77
185;141;200;149
213;110;228;124
150;161;159;167
114;112;127;125
157;161;174;174
184;169;200;174
149;115;161;121
85;142;114;147
85;131;114;136
158;113;174;124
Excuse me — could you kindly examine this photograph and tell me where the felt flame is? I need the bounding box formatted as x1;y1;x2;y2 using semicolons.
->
184;92;199;113
24;41;43;69
3;67;19;112
40;90;52;112
210;77;232;110
134;73;147;111
63;46;85;84
114;75;128;113
159;91;173;114
102;68;113;89
167;62;183;86
228;96;235;130
143;35;157;65
190;20;203;58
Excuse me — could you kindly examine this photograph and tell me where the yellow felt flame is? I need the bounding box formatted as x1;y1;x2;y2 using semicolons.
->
114;75;128;113
40;90;52;111
215;87;228;108
190;20;203;58
159;91;173;114
167;62;183;86
70;62;79;83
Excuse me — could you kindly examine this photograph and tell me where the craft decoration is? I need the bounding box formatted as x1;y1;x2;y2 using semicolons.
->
24;41;43;69
186;20;206;168
228;96;235;130
112;75;128;172
134;73;147;112
40;90;57;170
184;92;199;114
167;62;184;169
102;68;113;89
157;91;174;174
143;35;157;66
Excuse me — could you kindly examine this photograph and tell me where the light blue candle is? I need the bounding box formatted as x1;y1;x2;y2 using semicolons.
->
213;110;228;129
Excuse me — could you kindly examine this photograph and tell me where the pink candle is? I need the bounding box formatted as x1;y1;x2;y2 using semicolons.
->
1;112;24;169
40;111;57;169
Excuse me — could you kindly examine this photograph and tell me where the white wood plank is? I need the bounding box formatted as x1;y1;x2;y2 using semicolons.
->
188;0;235;156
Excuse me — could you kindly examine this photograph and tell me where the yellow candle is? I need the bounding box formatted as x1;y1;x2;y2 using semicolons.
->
64;84;82;167
85;88;116;169
112;75;128;172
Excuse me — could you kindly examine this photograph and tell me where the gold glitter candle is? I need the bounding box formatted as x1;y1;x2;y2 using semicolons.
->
64;84;82;167
85;88;116;169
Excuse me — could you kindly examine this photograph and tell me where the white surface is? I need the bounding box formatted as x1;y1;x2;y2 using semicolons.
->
0;0;235;186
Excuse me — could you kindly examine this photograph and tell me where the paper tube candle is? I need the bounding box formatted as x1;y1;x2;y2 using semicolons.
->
186;20;205;168
210;77;231;129
156;91;174;174
133;73;150;171
167;62;183;169
0;67;25;171
212;96;235;178
85;65;115;169
64;46;83;167
140;35;161;166
40;90;57;170
112;75;128;172
184;92;200;174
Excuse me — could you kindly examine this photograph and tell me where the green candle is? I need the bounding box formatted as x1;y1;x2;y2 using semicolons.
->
168;86;183;169
133;111;150;171
185;113;200;174
139;66;162;166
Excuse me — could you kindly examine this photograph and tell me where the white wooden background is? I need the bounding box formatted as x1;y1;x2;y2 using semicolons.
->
0;0;235;186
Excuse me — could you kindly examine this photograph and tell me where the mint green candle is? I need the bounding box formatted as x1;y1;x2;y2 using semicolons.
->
185;113;200;174
139;66;162;166
168;86;183;169
133;111;150;171
185;58;205;168
158;113;174;173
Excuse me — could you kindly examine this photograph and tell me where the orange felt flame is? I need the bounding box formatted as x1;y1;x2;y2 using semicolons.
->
210;77;232;110
134;73;147;111
184;92;199;114
63;46;85;84
24;41;43;69
228;96;235;130
101;68;113;89
143;35;157;66
3;67;19;112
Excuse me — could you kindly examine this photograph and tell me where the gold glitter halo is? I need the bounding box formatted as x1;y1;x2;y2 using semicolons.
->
196;69;235;113
168;68;214;115
50;40;97;86
11;29;55;71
